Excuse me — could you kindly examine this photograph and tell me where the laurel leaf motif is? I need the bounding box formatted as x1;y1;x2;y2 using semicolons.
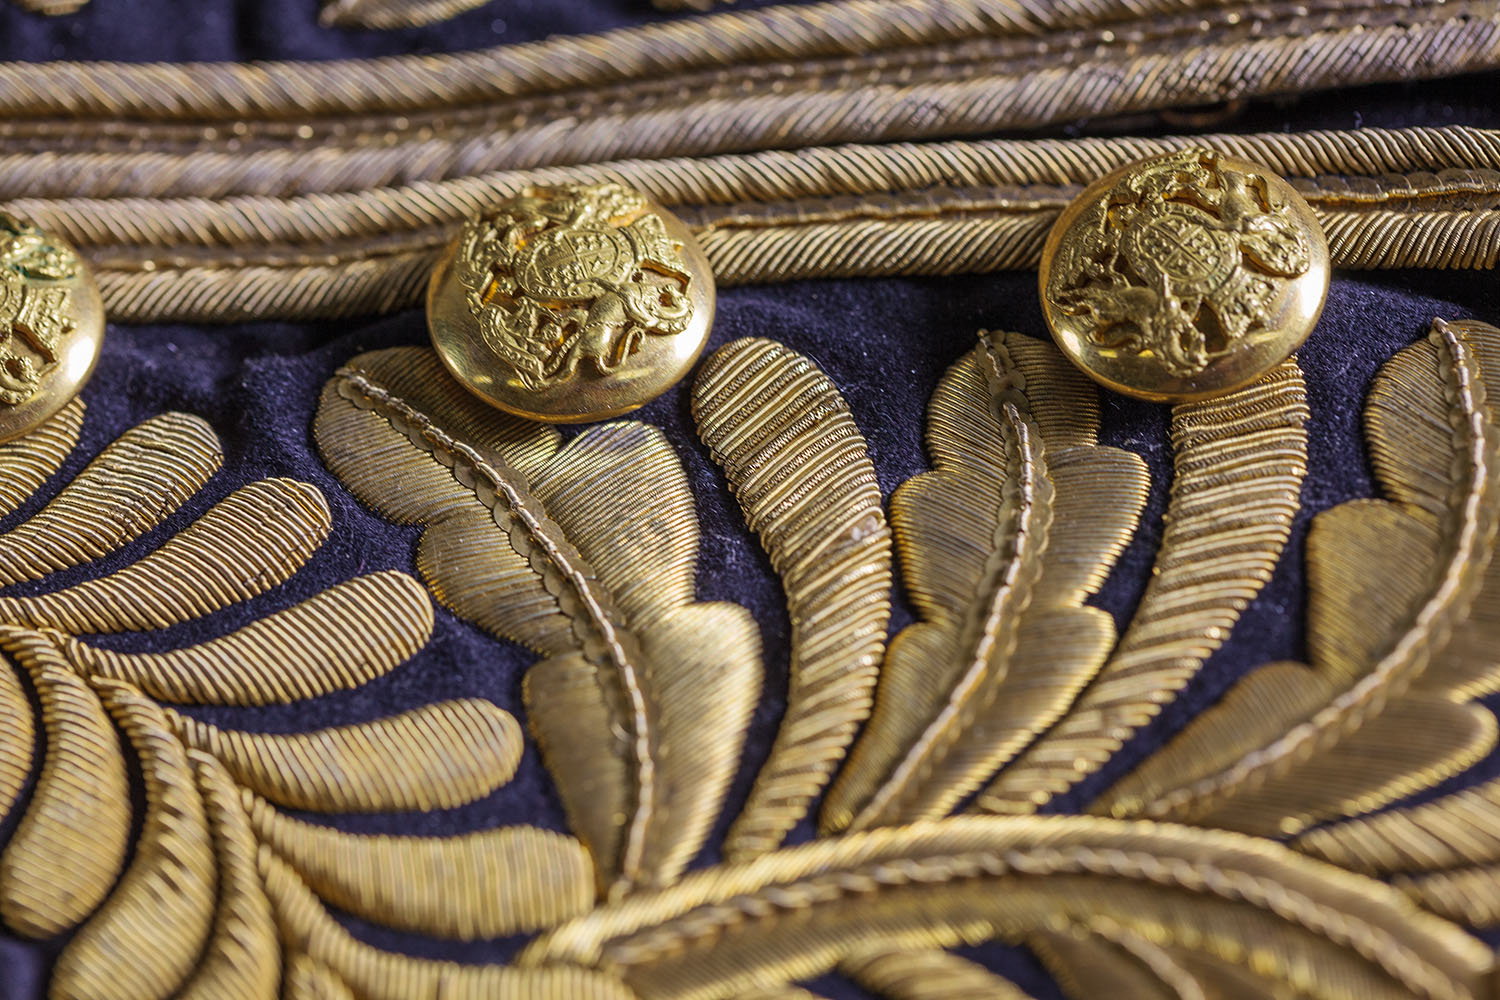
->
1030;920;1200;1000
170;698;523;812
976;358;1308;815
693;337;892;860
316;346;761;897
260;849;638;1000
822;331;1147;831
0;397;598;993
0;477;333;634
0;411;221;586
520;815;1491;1000
249;795;594;938
176;753;280;1000
52;682;217;1000
842;947;1034;999
1100;319;1500;837
71;570;433;705
0;631;129;938
0;655;32;829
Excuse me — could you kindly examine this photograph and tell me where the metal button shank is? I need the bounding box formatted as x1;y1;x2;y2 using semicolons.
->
428;182;715;423
0;213;104;444
1039;149;1330;403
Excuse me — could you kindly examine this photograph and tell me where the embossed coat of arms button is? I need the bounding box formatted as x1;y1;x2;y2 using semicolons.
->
0;212;105;444
428;182;714;423
1040;149;1330;402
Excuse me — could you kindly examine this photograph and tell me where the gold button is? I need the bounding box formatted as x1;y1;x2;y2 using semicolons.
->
0;213;104;444
427;182;714;423
1040;149;1329;403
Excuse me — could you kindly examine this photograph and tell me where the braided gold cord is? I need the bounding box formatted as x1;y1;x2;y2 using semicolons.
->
90;206;1500;323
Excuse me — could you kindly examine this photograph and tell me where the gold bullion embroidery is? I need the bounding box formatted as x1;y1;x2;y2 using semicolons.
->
307;323;1500;998
318;0;487;29
822;331;1149;833
314;346;761;898
978;358;1310;816
0;401;597;999
1098;318;1500;838
19;127;1487;324
8;0;89;14
692;338;892;861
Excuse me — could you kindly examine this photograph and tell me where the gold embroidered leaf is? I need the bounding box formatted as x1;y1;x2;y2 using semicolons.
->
0;478;332;634
177;752;279;1000
1287;322;1500;883
693;338;892;861
976;359;1308;815
733;988;824;1000
1096;661;1331;818
250;797;593;938
0;411;221;586
0;632;128;938
823;331;1146;831
70;570;433;705
525;601;761;893
170;698;523;813
521;816;1490;1000
0;658;32;828
260;850;639;1000
1412;319;1500;701
1397;865;1500;927
1295;771;1500;874
1030;919;1201;1000
0;397;81;518
842;947;1033;999
284;955;356;1000
1117;320;1499;837
53;682;216;1000
318;0;487;29
316;347;761;896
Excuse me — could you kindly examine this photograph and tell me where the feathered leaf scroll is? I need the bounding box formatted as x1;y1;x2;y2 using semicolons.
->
521;815;1492;1000
0;399;600;998
1097;319;1500;838
821;330;1148;832
693;338;892;860
316;346;762;897
978;358;1309;815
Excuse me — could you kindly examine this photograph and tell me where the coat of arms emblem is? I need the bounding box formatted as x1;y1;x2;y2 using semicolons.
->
1044;149;1314;377
453;183;697;390
0;213;79;406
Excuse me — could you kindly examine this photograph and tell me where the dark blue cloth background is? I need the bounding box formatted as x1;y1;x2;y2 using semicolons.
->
0;2;1497;997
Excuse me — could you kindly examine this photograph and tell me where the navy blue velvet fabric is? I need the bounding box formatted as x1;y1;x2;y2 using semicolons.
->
0;2;1498;997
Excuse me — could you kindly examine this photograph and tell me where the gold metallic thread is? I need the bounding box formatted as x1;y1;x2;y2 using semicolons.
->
1116;320;1499;837
692;338;892;861
824;331;1148;832
314;346;762;897
0;128;1487;322
317;0;487;29
0;0;1494;166
979;358;1309;817
520;816;1491;1000
0;401;591;997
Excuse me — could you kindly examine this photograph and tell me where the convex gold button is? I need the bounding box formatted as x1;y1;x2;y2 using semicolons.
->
428;182;714;423
1040;149;1329;403
0;212;104;443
